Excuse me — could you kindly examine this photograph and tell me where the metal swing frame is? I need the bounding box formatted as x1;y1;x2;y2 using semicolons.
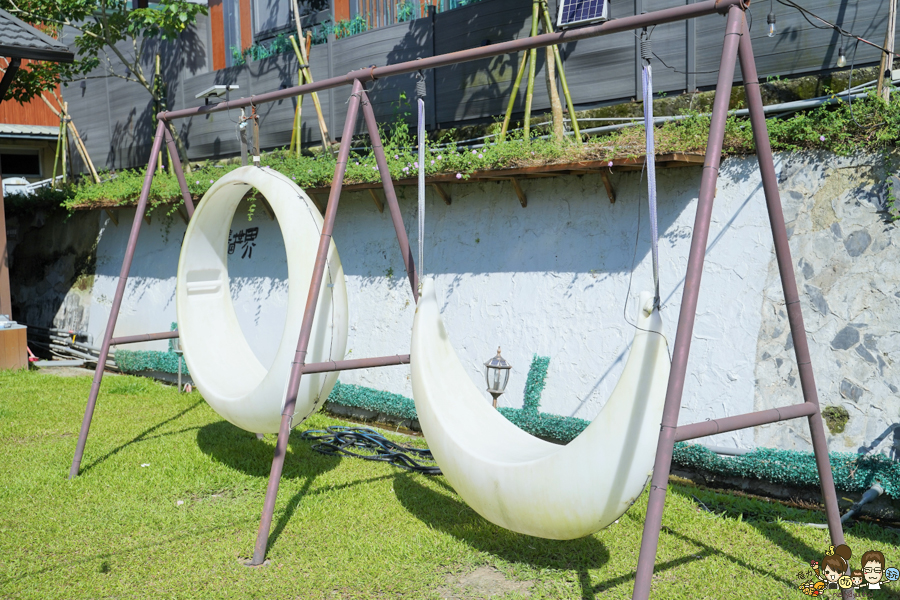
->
66;2;852;597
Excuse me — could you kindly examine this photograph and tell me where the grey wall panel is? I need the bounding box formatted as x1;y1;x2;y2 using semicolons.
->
248;52;301;150
433;1;552;125
331;18;434;133
561;30;637;107
695;0;888;88
60;0;896;173
63;74;112;176
105;76;156;170
179;66;253;160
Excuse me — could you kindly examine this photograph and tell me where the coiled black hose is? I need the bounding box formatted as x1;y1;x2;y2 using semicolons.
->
300;426;442;475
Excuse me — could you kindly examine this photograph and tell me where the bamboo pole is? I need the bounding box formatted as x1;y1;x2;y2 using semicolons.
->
39;92;101;181
67;121;98;183
523;0;540;138
289;35;306;157
499;51;529;141
52;115;64;187
540;0;581;143
877;0;897;102
60;107;67;183
156;54;164;172
292;0;333;155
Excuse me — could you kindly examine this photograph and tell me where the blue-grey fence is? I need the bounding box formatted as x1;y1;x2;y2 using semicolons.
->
64;0;897;173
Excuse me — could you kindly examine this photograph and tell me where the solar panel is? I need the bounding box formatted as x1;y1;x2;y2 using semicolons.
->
556;0;609;29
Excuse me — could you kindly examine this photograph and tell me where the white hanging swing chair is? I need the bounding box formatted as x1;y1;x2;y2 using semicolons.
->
408;59;670;540
176;166;349;434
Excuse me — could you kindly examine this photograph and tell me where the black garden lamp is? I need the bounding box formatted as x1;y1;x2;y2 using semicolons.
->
484;347;511;409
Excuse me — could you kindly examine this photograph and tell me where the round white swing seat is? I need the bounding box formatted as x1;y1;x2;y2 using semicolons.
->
176;166;348;434
410;278;670;539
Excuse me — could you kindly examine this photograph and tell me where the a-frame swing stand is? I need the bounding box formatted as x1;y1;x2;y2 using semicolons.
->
66;2;852;598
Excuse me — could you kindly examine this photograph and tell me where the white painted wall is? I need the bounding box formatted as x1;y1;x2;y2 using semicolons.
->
83;152;899;455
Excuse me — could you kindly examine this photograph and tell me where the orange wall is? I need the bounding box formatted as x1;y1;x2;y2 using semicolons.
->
240;0;253;51
0;92;58;126
0;60;59;126
210;0;226;70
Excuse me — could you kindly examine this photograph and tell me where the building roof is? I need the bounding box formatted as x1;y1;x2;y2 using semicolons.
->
0;123;58;138
0;8;74;63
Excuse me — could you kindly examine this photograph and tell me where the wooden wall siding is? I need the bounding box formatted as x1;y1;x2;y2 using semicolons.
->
240;0;254;52
0;91;58;127
210;0;226;71
61;1;898;172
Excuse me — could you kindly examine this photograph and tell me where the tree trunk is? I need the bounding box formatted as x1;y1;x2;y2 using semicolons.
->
545;45;564;142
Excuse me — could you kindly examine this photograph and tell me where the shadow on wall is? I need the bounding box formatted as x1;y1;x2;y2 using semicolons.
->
91;167;710;282
7;209;101;332
102;25;207;172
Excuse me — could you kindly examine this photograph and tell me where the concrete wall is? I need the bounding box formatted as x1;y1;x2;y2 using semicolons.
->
9;150;899;458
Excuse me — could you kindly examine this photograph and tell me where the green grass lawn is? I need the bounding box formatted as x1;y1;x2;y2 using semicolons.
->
1;369;898;599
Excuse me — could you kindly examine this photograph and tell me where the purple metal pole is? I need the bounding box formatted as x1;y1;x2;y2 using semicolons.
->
68;120;166;479
159;0;745;123
675;402;817;442
162;121;196;218
359;90;419;299
249;80;365;566
109;330;179;346
631;7;744;599
737;17;850;586
302;354;410;374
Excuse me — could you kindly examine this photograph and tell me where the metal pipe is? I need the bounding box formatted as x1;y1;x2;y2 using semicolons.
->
675;403;817;442
49;343;117;368
632;7;744;599
701;445;753;456
109;330;179;346
302;354;410;374
251;80;365;567
359;90;419;300
68;120;166;480
162;121;196;218
160;0;745;122
737;19;850;584
841;483;884;523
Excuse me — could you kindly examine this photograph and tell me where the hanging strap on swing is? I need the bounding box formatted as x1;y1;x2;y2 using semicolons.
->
416;70;427;289
641;30;661;310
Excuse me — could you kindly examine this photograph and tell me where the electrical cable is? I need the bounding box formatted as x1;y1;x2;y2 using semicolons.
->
300;426;442;475
775;0;899;58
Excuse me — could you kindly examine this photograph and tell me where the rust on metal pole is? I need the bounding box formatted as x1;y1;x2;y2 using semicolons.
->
359;90;419;300
69;120;167;479
674;402;817;442
159;0;745;123
302;354;410;374
109;330;179;346
736;16;850;574
162;121;196;218
250;80;365;566
632;6;745;599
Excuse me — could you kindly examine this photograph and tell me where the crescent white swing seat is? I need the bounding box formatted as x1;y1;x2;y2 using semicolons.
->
176;166;348;434
410;278;669;539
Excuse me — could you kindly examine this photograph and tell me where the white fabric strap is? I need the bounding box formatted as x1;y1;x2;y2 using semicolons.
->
417;97;426;282
642;63;660;308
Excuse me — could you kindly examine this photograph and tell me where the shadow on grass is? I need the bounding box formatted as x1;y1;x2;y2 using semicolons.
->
196;421;343;555
392;473;610;574
78;399;205;475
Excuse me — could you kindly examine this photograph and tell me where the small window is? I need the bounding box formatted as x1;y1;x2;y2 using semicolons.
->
1;151;41;178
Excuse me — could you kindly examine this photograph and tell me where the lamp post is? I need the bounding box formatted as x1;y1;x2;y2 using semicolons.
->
484;347;511;408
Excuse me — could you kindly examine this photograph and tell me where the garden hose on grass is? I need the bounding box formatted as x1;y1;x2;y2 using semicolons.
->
300;426;442;475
